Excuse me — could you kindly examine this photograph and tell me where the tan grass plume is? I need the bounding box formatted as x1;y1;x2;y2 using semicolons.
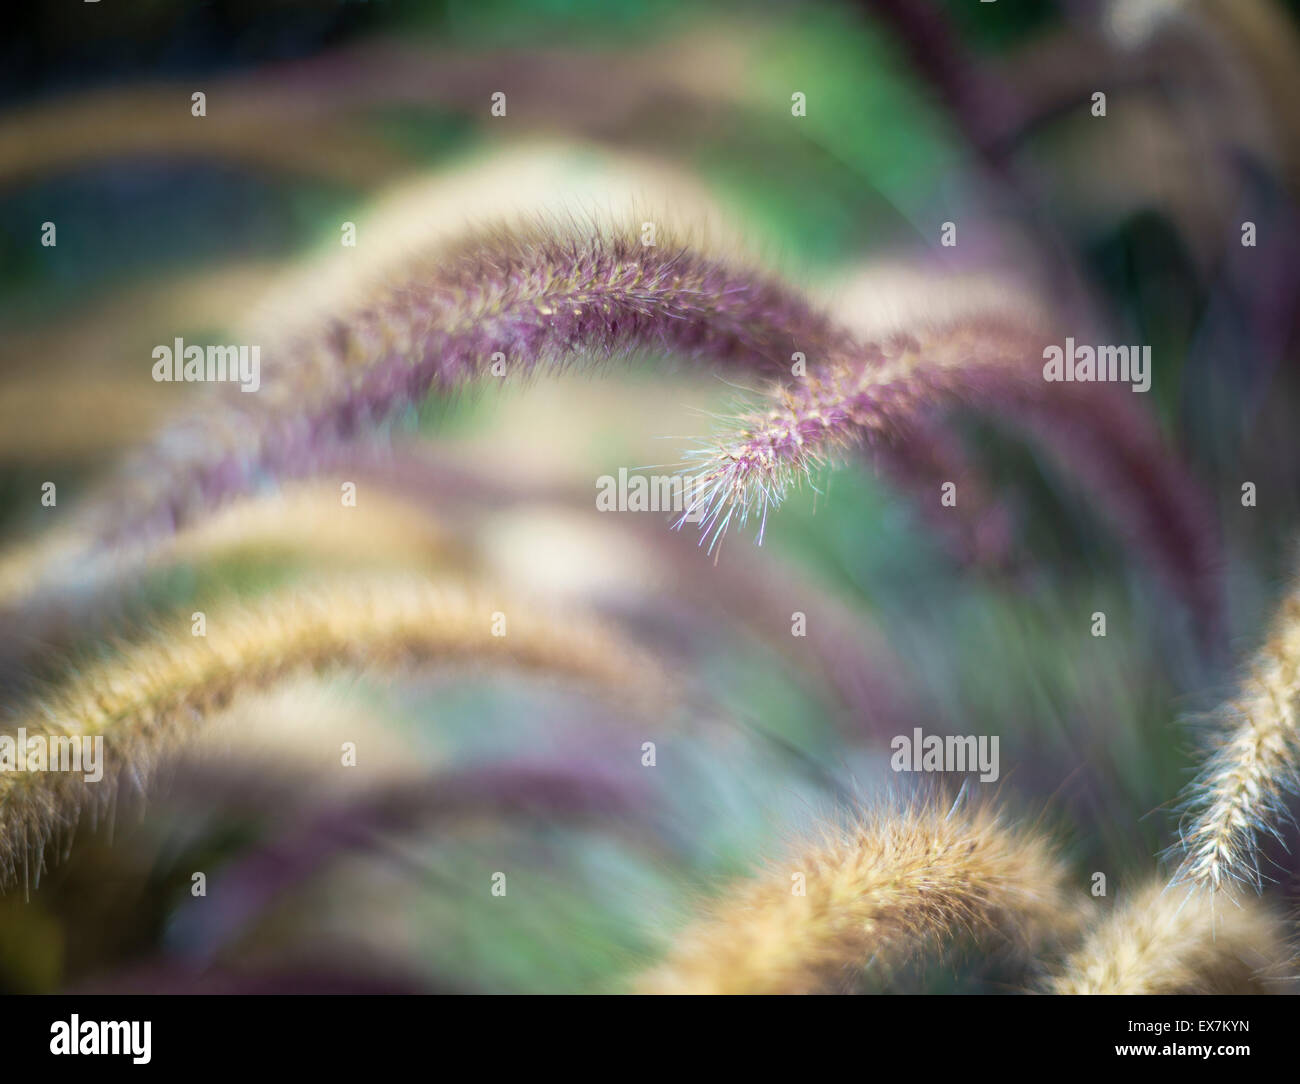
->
1173;573;1300;891
1048;881;1291;994
635;795;1077;994
0;575;663;885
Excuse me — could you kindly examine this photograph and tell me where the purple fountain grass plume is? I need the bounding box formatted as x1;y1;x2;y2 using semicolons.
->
679;314;1224;645
676;316;1045;549
74;218;852;553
